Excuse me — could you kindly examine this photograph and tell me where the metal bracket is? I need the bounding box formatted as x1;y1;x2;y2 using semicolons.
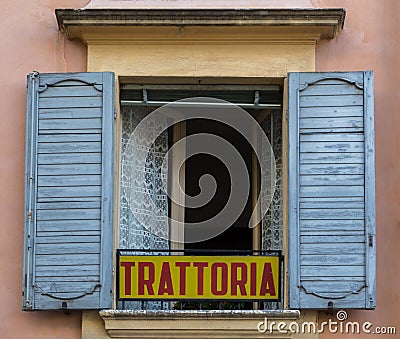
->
300;283;366;300
37;283;101;301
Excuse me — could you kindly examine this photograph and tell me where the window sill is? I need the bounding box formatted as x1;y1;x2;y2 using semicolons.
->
99;309;303;338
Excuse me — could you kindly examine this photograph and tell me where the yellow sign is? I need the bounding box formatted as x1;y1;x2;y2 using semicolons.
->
118;255;280;300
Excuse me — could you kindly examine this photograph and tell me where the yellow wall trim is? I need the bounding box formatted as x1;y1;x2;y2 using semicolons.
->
87;42;315;78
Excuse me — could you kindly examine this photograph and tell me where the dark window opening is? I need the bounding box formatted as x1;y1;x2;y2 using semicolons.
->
184;118;254;253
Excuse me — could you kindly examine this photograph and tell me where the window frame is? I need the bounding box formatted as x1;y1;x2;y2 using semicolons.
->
114;80;287;310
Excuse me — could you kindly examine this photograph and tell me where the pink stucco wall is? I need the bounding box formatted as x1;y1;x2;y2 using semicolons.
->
316;1;400;337
0;0;398;338
0;1;88;338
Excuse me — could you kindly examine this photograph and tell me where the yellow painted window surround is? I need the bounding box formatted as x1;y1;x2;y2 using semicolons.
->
56;7;344;339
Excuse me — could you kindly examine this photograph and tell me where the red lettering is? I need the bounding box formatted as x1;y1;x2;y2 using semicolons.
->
211;262;228;296
250;262;257;296
259;263;276;296
120;262;135;295
175;262;190;295
157;262;174;295
231;263;247;296
138;262;155;295
193;262;208;295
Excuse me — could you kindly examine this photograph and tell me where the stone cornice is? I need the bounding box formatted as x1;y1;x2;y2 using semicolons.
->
56;8;345;43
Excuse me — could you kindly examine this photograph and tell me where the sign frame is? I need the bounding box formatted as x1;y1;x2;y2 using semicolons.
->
116;249;282;302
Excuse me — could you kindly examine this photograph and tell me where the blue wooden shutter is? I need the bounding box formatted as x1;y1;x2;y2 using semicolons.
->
288;71;375;309
22;72;114;310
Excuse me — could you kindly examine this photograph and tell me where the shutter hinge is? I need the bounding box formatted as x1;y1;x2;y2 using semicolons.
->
368;234;374;247
114;110;117;119
369;295;374;307
26;234;32;249
24;299;32;310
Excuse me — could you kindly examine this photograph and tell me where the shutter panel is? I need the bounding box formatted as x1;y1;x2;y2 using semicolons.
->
288;71;375;309
22;72;114;310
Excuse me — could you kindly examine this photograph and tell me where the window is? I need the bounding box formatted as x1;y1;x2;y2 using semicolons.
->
118;85;283;310
22;71;375;311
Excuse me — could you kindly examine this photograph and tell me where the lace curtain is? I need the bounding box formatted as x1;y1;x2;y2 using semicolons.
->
119;105;169;310
261;110;283;310
262;110;283;252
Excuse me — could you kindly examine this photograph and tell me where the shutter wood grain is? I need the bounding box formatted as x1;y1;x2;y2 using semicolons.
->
22;72;114;310
288;71;375;309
